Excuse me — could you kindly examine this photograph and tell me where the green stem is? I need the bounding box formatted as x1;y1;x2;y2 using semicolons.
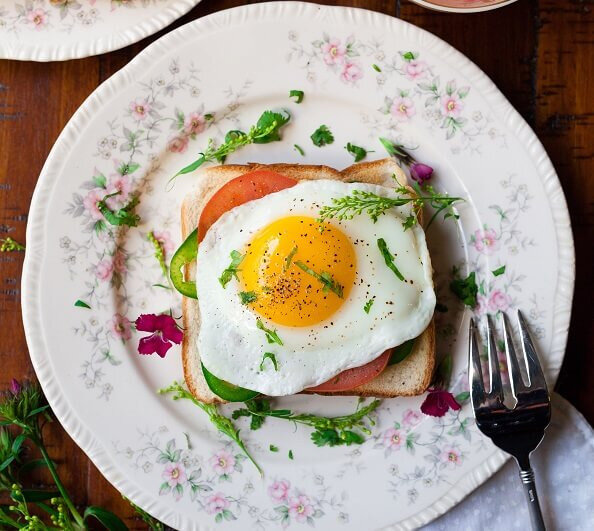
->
36;441;85;529
0;508;20;529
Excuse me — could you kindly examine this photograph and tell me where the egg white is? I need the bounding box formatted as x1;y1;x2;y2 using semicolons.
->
197;179;436;396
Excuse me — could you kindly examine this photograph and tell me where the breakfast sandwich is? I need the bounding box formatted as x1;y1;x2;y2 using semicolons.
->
178;159;436;404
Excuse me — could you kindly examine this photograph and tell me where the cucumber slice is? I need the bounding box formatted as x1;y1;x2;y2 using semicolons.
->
388;339;415;365
170;229;198;299
202;364;259;402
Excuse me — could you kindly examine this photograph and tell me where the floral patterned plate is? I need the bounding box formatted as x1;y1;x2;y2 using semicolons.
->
21;2;574;529
0;0;200;61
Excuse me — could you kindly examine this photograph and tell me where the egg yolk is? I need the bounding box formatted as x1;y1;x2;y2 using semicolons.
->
240;216;356;327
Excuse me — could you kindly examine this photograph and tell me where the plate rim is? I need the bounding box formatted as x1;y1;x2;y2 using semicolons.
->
21;2;575;529
0;0;200;61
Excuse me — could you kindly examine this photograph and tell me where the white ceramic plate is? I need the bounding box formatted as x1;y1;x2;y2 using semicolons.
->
22;2;574;529
408;0;518;14
0;0;200;61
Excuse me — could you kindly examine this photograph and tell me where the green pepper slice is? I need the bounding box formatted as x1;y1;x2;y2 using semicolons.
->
170;229;198;299
202;364;260;402
388;339;415;365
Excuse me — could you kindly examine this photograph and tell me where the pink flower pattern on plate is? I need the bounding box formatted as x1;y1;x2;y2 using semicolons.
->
441;93;464;118
167;134;189;153
162;463;186;488
109;313;131;341
488;289;511;313
268;480;290;502
340;61;363;83
440;447;462;468
321;38;346;65
26;8;48;30
382;428;403;450
130;99;151;121
95;259;114;282
403;59;427;80
184;112;206;136
209;450;236;476
473;228;499;255
83;189;105;221
402;409;422;428
390;96;416;121
205;492;230;515
288;495;314;523
105;174;131;210
112;251;127;274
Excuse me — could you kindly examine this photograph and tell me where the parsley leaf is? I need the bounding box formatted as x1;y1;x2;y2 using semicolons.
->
311;125;334;147
363;298;374;314
284;246;298;271
294;260;344;298
239;291;257;305
294;144;305;156
97;193;140;227
219;250;244;288
345;142;367;162
450;270;478;308
256;319;283;345
74;300;91;309
254;110;291;144
288;450;294;460
289;89;304;103
377;238;405;281
259;352;278;371
492;265;506;277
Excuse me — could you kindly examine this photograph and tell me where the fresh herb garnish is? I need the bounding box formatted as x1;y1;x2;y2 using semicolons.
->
0;237;25;252
232;398;380;448
159;382;262;475
492;265;506;277
284;245;298;270
318;182;462;230
372;63;382;72
219;250;244;288
172;110;291;179
147;231;168;279
450;269;478;308
239;291;258;305
289;89;304;103
97;193;140;227
311;125;334;147
294;144;305;156
288;449;294;460
259;352;278;371
74;299;91;309
377;238;405;281
345;142;368;162
363;298;374;314
269;444;279;452
294;260;344;298
256;318;283;345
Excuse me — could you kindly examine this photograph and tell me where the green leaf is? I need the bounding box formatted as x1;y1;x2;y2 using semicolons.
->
269;444;279;452
0;455;15;472
26;405;50;418
294;144;305;156
377;238;405;281
92;173;107;188
117;161;140;175
289;89;304;103
363;298;374;314
372;63;382;72
294;260;343;298
492;265;506;277
310;125;334;147
74;299;91;309
288;450;294;460
239;291;257;305
97;193;140;227
260;352;278;371
254;110;291;144
219;250;244;288
256;319;283;345
388;339;415;365
11;433;25;454
455;391;470;403
450;271;478;308
84;506;128;531
345;142;367;162
402;51;416;61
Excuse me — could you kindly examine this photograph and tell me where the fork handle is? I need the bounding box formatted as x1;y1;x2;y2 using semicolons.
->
519;466;546;531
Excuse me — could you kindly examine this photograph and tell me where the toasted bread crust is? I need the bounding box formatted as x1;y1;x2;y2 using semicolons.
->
181;159;434;404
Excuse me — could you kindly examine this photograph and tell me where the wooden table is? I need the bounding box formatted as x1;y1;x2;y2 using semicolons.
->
0;0;592;526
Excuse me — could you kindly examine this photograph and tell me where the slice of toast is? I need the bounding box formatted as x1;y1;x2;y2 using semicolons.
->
181;159;435;404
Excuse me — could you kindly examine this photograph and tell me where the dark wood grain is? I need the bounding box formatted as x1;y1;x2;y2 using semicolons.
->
0;0;591;527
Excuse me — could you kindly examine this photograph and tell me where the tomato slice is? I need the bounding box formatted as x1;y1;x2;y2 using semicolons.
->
197;170;298;242
306;350;392;393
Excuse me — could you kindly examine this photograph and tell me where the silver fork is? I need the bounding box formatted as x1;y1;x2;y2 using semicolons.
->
469;310;551;531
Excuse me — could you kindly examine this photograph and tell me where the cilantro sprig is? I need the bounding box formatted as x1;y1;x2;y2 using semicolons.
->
450;269;478;308
219;250;244;288
172;110;291;179
289;90;304;103
345;142;368;162
294;260;344;298
311;125;334;147
232;398;381;447
256;318;283;345
97;192;140;227
159;382;262;475
239;291;257;305
377;238;405;281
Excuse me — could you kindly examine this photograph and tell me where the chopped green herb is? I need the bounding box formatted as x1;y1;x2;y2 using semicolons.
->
288;450;294;460
232;398;380;448
147;231;168;279
74;300;91;309
372;63;382;72
239;291;258;305
345;142;368;162
450;270;478;308
259;352;278;371
97;193;140;227
269;444;279;452
219;250;244;288
294;144;305;156
294;260;344;298
0;237;25;252
363;298;374;314
284;245;298;271
204;113;214;121
256;318;283;345
311;125;334;147
171;110;291;180
232;397;269;430
289;89;304;103
377;238;405;281
159;382;262;475
492;265;506;277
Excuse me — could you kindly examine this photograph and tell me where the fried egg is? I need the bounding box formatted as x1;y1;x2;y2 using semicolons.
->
197;179;435;396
